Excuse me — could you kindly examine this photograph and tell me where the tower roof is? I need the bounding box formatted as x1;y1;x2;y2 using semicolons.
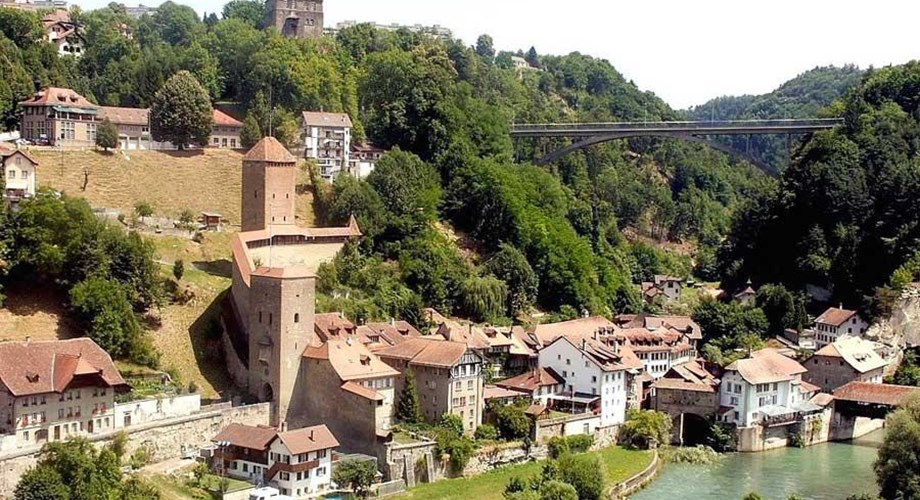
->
243;136;298;164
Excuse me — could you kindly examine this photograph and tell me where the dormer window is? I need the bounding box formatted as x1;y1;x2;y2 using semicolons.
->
360;355;371;366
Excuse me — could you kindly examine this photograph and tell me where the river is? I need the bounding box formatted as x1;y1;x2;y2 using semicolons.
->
631;430;885;500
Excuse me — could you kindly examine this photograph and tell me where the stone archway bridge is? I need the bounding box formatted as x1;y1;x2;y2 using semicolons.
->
511;118;842;173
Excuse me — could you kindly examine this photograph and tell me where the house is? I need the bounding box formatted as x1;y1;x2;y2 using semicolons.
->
803;336;888;392
719;349;818;427
494;367;565;406
650;359;721;418
530;316;618;346
611;327;696;380
300;339;397;454
301;111;352;179
42;10;85;57
1;147;38;203
359;320;422;351
423;309;514;375
733;281;757;306
18;87;242;149
615;314;703;348
375;337;484;433
814;307;868;347
0;338;129;449
538;336;643;427
640;275;683;304
348;143;386;178
211;423;338;498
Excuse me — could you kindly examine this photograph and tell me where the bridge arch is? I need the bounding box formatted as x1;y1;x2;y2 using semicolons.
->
531;132;777;175
671;412;712;446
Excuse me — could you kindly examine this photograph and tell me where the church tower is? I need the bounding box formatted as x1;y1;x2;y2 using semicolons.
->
240;136;297;233
265;0;324;39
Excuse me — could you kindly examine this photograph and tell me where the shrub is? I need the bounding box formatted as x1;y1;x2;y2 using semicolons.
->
172;260;185;281
620;409;672;449
494;401;531;440
474;424;498;441
134;201;154;218
548;435;594;458
187;381;198;394
440;413;464;437
551;453;605;500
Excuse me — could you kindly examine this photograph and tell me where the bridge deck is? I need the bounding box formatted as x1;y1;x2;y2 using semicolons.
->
511;119;842;138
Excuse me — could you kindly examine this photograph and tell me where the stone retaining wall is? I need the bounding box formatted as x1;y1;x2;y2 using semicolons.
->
0;403;270;498
609;450;659;499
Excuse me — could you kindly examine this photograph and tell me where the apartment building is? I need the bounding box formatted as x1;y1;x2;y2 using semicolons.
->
0;338;128;448
814;307;868;347
301;111;352;179
719;349;818;427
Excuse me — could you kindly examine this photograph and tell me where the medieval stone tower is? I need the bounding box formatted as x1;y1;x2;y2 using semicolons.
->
265;0;324;39
240;138;297;232
230;136;359;428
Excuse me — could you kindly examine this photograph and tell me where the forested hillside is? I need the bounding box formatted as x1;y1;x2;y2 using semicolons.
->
717;63;920;317
688;66;863;172
0;1;770;324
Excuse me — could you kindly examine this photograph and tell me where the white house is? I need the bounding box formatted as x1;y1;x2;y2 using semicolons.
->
640;275;683;304
719;349;817;428
814;307;868;347
301;111;352;180
212;423;339;499
538;336;643;427
1;148;38;202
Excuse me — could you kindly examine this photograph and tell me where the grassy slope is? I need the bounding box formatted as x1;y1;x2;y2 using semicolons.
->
398;447;652;500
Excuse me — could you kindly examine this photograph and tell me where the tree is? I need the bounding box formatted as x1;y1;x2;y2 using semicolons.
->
524;46;539;67
396;369;421;423
332;459;377;498
240;113;262;149
620;409;672;449
755;284;807;334
742;494;765;500
539;481;578;500
474;424;498;441
95;118;119;151
874;394;920;499
172;259;184;281
486;244;538;315
549;454;605;500
221;0;264;28
149;70;213;149
16;439;125;500
475;34;495;60
366;148;441;238
13;465;69;500
439;412;465;437
70;277;142;358
493;401;531;440
134;201;153;217
459;275;507;322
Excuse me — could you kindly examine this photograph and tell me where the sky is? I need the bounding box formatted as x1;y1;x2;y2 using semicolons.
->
76;0;920;109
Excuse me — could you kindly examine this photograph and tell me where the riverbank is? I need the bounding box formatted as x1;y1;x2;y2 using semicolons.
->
631;430;884;500
396;446;652;500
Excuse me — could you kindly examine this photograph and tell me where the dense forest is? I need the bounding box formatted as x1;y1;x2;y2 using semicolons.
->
0;0;775;325
688;65;863;173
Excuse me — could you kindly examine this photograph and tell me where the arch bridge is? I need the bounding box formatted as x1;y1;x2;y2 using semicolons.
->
511;118;843;174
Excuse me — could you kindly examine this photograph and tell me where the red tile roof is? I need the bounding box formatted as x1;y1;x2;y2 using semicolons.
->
375;337;473;369
341;381;384;401
651;378;716;393
816;307;858;327
19;87;96;108
530;316;617;345
0;148;39;166
277;425;339;455
303;338;399;381
99;106;148;126
833;382;919;406
243;136;297;163
483;384;527;400
212;423;278;450
496;367;564;393
213;109;243;127
315;312;356;341
0;339;127;397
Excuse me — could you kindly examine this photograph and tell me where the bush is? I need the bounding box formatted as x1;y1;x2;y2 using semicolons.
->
332;459;377;498
187;381;198;394
494;401;531;441
539;480;578;500
172;260;185;281
548;435;594;458
474;424;498;441
134;201;154;218
440;413;464;437
550;453;605;500
620;409;672;449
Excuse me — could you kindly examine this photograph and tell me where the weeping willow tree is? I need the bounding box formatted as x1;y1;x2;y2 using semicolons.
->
460;275;508;322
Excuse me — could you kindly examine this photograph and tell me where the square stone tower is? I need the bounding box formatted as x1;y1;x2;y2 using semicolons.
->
240;137;297;233
265;0;324;39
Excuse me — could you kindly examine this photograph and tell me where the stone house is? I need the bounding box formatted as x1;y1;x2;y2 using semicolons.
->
301;111;352;179
813;307;868;347
0;338;128;449
266;0;324;39
650;359;720;419
1;147;38;203
300;339;398;454
803;336;888;392
212;423;338;498
719;349;819;427
375;338;485;433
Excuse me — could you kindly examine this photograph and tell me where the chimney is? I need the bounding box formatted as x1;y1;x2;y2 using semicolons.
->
309;429;314;441
593;329;599;341
390;317;396;326
581;338;587;351
582;308;589;319
280;421;287;432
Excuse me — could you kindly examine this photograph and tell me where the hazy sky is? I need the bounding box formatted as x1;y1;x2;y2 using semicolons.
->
77;0;920;108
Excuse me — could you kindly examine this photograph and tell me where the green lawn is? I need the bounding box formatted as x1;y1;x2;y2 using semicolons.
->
142;472;251;500
398;446;652;500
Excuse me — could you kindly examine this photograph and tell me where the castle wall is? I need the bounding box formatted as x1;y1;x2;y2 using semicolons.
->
266;0;324;39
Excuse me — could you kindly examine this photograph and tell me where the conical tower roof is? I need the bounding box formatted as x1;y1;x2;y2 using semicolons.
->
243;136;298;163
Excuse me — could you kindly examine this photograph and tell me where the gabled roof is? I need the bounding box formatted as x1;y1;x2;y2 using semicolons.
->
530;316;617;345
303;338;399;381
302;111;353;129
651;378;716;393
495;367;564;392
341;381;384;401
212;423;278;451
243;136;297;163
833;382;920;406
812;337;888;373
375;337;474;369
315;312;356;341
816;307;859;327
547;336;643;372
213;109;243;127
725;349;807;385
99;106;148;126
0;148;39;166
277;425;339;455
362;321;422;347
0;338;127;397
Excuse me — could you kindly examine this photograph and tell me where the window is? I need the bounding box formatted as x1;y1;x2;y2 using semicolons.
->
58;409;65;419
6;170;13;180
317;467;326;476
243;463;249;472
294;313;300;323
467;380;473;390
280;472;290;481
566;358;571;365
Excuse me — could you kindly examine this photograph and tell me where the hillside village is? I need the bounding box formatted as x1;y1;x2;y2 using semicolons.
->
2;1;920;500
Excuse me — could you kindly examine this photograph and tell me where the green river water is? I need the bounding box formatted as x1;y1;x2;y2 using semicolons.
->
631;430;885;500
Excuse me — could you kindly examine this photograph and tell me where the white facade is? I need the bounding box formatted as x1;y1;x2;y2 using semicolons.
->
634;349;693;380
538;338;630;426
303;124;351;180
0;387;117;449
719;372;807;427
3;152;37;200
815;314;868;347
267;439;334;498
655;276;682;302
114;393;200;429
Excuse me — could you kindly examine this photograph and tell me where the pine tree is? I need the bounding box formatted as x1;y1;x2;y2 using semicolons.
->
396;370;421;424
